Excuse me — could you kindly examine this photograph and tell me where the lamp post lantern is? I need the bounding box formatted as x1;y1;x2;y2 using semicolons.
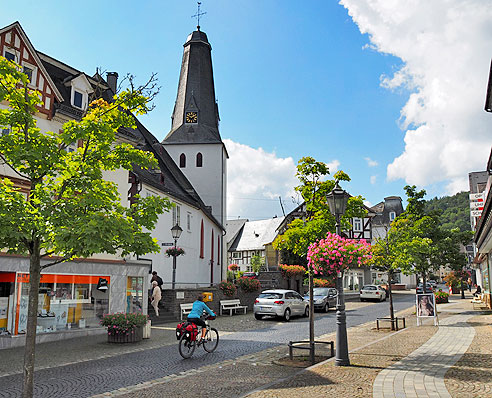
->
171;223;183;290
326;182;351;366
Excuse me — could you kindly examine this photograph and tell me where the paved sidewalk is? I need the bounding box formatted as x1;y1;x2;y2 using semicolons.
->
373;314;475;398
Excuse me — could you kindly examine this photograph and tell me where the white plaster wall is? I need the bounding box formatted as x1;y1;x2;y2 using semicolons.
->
164;143;226;225
135;183;223;288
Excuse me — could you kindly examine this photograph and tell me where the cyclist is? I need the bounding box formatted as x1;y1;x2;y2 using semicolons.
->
187;294;216;342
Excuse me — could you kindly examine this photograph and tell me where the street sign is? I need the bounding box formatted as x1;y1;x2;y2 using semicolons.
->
161;242;174;246
469;193;484;201
471;210;483;217
470;202;484;211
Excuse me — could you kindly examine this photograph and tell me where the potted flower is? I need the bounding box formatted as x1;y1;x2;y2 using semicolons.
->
101;312;148;343
165;247;185;257
434;289;449;304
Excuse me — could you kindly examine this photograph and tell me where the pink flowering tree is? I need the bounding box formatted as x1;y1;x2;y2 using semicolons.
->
307;232;372;277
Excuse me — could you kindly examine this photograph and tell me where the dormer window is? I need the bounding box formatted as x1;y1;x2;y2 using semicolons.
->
73;91;83;108
66;74;94;111
389;211;396;222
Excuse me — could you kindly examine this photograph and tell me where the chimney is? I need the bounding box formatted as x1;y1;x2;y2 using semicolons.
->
106;72;119;95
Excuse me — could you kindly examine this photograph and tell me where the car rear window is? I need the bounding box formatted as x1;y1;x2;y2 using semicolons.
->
259;293;283;299
362;286;376;290
313;288;329;295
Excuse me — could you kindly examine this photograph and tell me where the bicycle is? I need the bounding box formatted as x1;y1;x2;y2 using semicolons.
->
178;314;219;359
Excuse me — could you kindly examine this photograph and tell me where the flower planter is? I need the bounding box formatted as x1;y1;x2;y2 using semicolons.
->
107;326;143;343
435;297;449;304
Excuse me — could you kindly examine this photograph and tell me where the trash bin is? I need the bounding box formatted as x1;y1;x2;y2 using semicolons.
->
203;292;213;302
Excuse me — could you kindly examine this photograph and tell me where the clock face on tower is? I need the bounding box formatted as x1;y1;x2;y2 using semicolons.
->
185;111;198;124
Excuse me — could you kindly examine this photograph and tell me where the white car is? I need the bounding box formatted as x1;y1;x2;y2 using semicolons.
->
253;289;309;321
360;285;387;302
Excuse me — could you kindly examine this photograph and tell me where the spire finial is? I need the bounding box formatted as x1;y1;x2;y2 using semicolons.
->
191;2;206;31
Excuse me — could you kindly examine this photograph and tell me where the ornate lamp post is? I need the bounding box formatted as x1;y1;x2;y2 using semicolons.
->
326;182;351;366
171;223;183;290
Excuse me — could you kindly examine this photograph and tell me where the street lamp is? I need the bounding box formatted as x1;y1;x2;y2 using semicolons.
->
171;223;183;290
326;182;351;366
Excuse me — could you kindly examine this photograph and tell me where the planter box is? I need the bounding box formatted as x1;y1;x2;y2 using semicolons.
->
107;326;143;343
435;297;449;304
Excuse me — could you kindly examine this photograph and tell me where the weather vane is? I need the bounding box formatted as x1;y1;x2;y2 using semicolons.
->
192;2;207;31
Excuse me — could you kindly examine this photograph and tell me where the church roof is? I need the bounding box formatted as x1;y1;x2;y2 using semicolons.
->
163;28;222;145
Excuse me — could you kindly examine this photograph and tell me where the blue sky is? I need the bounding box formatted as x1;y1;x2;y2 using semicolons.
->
2;1;492;220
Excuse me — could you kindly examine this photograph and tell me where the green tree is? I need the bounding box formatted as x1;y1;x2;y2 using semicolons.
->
0;58;171;397
273;157;366;260
250;254;264;272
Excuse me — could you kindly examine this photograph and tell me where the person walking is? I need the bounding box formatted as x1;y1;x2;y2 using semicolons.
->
151;281;162;316
151;271;164;288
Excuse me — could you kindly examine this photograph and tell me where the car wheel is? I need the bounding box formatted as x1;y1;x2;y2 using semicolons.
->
323;303;329;313
283;308;291;322
379;295;384;302
303;305;309;317
254;313;263;320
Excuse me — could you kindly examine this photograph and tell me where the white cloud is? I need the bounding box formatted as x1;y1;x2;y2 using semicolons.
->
365;157;378;167
224;140;342;220
327;159;340;173
340;0;492;193
224;139;298;220
370;175;377;185
363;200;373;207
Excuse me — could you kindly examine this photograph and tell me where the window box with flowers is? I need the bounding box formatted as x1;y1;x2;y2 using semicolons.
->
165;247;185;257
101;313;148;343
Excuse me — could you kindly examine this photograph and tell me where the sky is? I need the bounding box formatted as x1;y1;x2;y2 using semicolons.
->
2;1;492;221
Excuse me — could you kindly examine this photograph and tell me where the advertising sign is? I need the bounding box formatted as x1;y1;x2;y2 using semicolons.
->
416;293;438;326
469;193;485;201
471;210;483;217
470;202;484;211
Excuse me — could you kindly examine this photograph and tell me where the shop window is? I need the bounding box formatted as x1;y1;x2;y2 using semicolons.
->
15;273;110;335
126;277;143;313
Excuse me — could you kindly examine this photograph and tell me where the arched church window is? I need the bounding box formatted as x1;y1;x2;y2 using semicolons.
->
200;220;204;259
180;153;186;168
196;152;203;167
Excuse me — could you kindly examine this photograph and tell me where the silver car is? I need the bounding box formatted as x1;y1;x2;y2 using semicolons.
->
253;289;309;321
304;287;338;312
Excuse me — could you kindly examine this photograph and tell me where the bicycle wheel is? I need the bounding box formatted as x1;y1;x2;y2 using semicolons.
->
178;333;196;359
202;327;219;353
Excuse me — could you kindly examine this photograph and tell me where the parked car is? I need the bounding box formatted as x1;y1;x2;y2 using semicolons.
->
303;287;337;312
254;289;309;321
416;283;434;294
360;285;387;302
428;280;437;289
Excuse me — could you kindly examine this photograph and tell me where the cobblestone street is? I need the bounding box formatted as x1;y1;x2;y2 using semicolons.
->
1;293;490;398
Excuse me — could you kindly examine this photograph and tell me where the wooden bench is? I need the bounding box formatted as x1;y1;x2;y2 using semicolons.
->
220;299;248;316
180;303;194;320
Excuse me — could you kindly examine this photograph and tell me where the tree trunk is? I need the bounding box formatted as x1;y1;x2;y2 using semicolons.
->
422;273;427;294
388;270;395;331
22;244;41;398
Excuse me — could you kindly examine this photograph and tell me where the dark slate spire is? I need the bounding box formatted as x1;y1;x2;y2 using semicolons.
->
163;29;221;144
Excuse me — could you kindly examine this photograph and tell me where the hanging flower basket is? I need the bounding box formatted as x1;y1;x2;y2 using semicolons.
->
165;247;185;257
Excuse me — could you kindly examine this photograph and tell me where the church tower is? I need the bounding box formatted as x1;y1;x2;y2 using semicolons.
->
162;27;228;229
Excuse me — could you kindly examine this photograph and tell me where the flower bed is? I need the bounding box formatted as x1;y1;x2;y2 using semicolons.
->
236;276;261;292
219;280;237;297
101;312;148;343
279;264;306;279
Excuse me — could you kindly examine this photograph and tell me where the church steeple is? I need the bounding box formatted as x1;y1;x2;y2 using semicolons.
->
163;28;221;144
